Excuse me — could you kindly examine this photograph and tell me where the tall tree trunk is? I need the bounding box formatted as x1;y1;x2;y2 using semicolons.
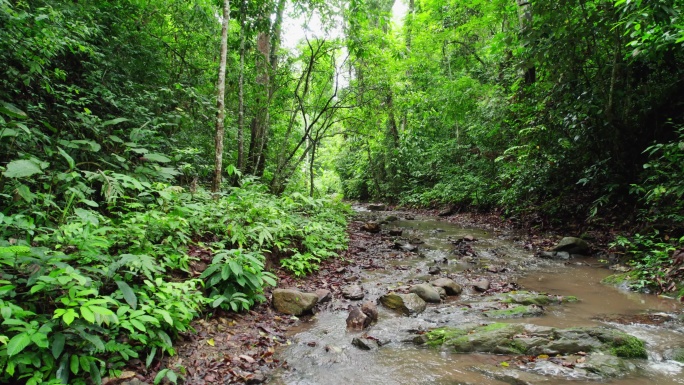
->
516;0;535;84
309;140;316;197
212;0;230;193
237;0;246;172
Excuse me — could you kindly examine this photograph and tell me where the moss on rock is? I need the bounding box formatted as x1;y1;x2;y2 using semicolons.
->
483;304;544;319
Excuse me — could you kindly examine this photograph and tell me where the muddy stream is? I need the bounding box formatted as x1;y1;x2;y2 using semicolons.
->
267;208;684;385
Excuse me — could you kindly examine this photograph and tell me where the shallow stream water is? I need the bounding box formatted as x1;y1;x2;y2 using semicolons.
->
268;210;684;385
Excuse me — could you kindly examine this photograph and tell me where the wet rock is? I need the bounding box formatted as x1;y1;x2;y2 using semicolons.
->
346;305;370;330
663;347;684;362
537;251;570;260
380;292;427;315
409;238;424;244
395;241;418;252
367;203;386;211
389;228;403;236
409;283;442;303
272;289;318;315
342;284;365;300
552;237;590;255
404;215;415;220
499;291;555;306
577;354;636;378
473;365;551;385
438;205;457;216
428;266;441;275
361;301;378;323
384;215;399;222
315;289;332;303
473;279;490;292
421;323;647;359
430;278;463;296
361;221;381;233
352;337;378;350
483;304;544;319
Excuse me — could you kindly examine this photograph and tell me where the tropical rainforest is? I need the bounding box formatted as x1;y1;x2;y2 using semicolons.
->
0;0;683;383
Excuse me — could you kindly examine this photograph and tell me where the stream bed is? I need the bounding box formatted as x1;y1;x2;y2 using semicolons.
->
267;209;684;385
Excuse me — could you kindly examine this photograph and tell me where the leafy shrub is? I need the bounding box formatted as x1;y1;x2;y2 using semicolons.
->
610;232;682;294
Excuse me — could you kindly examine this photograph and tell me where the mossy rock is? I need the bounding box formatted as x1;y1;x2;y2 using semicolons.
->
606;332;648;358
498;291;579;306
419;324;647;359
664;347;684;363
483;304;545;319
601;272;636;287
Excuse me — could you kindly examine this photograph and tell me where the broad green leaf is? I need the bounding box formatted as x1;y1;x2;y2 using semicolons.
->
144;153;171;163
7;332;31;356
0;102;27;119
0;128;18;138
80;306;95;324
57;354;70;384
102;117;129;127
70;354;79;374
80;332;105;351
146;347;157;367
62;309;77;325
1;306;12;319
166;370;178;384
3;159;43;178
115;280;137;310
130;319;146;332
30;331;49;348
52;333;65;359
155;309;173;326
154;369;169;385
71;140;101;152
211;297;225;308
89;361;102;385
57;147;75;170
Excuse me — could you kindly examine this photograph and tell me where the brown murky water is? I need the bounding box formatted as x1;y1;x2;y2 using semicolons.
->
268;211;684;385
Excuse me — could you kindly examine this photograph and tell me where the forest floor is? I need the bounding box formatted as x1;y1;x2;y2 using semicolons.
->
120;205;620;385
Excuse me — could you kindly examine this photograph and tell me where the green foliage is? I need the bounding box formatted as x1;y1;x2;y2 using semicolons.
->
630;125;684;225
0;178;349;383
201;249;276;311
610;232;682;294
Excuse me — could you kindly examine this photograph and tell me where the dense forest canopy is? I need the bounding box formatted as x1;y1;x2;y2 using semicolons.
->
1;0;684;383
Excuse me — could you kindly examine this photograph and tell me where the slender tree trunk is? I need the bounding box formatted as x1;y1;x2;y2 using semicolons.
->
212;0;230;193
516;0;535;84
309;140;316;197
237;0;246;171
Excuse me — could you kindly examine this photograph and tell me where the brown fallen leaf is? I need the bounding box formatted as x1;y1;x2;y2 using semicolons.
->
239;354;256;364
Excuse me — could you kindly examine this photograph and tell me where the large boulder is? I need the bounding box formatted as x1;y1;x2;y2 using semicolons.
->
430;278;463;296
380;292;427;315
346;305;370;330
342;284;365;300
552;237;590;255
361;301;378;323
483;304;545;319
367;203;386;211
272;289;318;315
418;323;647;359
577;354;636;378
409;284;441;303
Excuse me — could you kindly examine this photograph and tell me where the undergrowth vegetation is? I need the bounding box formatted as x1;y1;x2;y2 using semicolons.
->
0;176;349;384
